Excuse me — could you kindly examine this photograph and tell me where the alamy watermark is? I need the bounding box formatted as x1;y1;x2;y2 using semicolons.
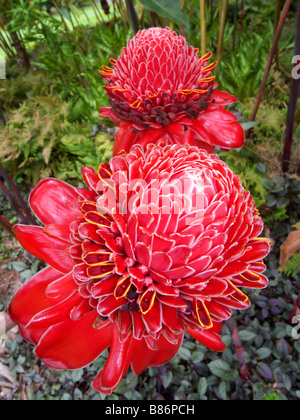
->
0;56;6;80
292;315;300;340
0;313;7;350
292;55;300;80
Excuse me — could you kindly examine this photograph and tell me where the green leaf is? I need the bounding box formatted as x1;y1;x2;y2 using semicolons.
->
260;178;274;191
218;381;228;400
241;121;260;131
276;338;289;358
11;261;28;272
178;346;191;361
139;0;186;25
256;347;272;360
239;330;256;342
162;371;173;389
71;369;83;383
257;362;273;381
208;359;238;382
59;7;72;22
197;377;207;396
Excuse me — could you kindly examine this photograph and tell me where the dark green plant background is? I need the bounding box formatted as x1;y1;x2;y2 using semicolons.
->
0;0;299;400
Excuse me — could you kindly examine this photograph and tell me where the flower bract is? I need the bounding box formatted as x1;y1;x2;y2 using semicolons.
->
100;27;245;156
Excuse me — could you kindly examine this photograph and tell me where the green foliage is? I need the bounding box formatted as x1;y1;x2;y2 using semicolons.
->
264;392;280;401
217;32;271;99
0;95;113;184
1;0;131;123
139;0;186;26
218;147;267;208
283;252;300;277
260;174;300;226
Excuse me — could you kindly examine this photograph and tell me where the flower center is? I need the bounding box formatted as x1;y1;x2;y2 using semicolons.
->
108;84;214;129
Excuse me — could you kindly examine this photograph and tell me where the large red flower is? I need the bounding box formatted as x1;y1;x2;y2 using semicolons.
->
99;27;244;156
9;144;269;394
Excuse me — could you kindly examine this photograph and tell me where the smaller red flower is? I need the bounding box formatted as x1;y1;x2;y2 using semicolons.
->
99;27;244;156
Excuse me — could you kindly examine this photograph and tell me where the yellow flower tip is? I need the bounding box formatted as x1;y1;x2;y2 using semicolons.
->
199;51;213;63
196;300;213;329
203;61;218;73
139;289;156;315
198;75;216;84
114;277;132;300
130;100;142;109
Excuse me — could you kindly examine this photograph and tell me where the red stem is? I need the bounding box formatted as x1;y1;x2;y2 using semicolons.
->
226;318;249;382
245;0;293;139
0;162;36;225
0;179;27;224
282;0;300;173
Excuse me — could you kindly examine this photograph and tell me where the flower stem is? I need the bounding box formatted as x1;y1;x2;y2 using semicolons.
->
200;0;207;56
216;0;228;72
0;214;14;237
0;179;27;225
282;0;300;173
246;0;293;139
225;318;249;388
0;162;36;225
125;0;139;34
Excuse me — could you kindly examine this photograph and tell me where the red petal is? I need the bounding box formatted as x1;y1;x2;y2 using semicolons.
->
91;275;119;298
81;167;100;192
205;300;232;321
43;224;72;243
142;299;162;333
151;252;172;271
202;107;237;122
45;273;77;299
131;310;146;339
131;333;183;375
35;312;112;369
166;122;185;136
113;124;137;155
186;327;226;352
29;178;80;226
161;305;184;333
192;116;245;150
240;240;271;263
135;241;151;266
92;324;138;394
13;225;73;274
8;266;64;344
210;90;238;106
97;295;127;317
27;291;82;329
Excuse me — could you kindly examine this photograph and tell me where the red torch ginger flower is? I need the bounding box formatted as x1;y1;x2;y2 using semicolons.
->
9;144;269;394
99;27;244;156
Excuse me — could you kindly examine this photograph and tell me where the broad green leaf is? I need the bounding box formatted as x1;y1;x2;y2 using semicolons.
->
240;121;259;131
256;347;272;360
162;371;173;389
208;359;238;382
257;362;273;381
197;377;207;396
238;330;256;342
139;0;186;26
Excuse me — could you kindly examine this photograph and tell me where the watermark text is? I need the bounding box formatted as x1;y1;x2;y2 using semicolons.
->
0;56;6;80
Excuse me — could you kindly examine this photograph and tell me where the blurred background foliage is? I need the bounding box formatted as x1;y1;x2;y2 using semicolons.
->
0;0;299;401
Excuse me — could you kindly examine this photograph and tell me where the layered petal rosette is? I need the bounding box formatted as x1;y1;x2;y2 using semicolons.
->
99;27;244;156
9;144;270;394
